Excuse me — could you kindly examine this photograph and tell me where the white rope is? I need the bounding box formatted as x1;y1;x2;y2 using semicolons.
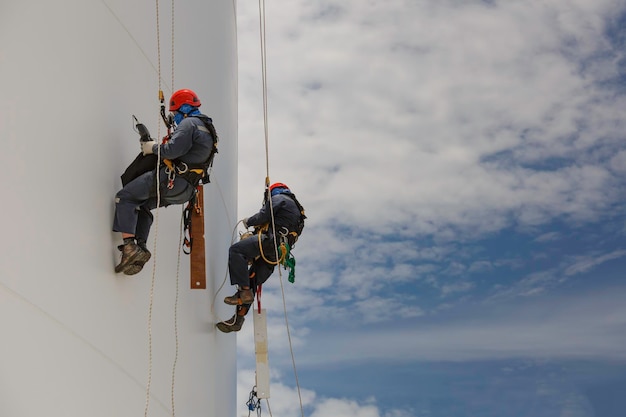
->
170;0;175;91
170;209;184;417
266;397;274;417
212;219;245;320
145;1;175;416
144;0;161;412
256;0;305;415
168;4;178;416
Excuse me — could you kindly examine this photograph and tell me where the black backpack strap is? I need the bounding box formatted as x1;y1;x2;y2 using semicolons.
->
282;191;306;243
193;115;219;184
173;115;219;186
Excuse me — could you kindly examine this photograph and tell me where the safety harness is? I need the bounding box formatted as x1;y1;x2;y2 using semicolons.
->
255;191;306;282
169;115;218;256
163;114;219;189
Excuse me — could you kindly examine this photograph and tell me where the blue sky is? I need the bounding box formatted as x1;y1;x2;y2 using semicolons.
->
232;1;626;416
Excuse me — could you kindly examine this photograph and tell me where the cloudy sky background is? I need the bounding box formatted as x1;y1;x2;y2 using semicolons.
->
230;1;626;416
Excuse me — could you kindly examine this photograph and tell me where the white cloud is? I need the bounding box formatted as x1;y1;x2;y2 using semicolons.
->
233;1;626;414
309;398;380;417
563;249;626;276
236;368;411;417
237;0;626;241
534;232;562;242
487;248;626;299
288;285;626;366
233;0;626;336
354;296;425;323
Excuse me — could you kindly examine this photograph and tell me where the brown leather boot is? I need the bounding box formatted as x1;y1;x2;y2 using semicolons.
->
216;314;245;333
122;244;152;276
223;288;254;305
115;242;145;273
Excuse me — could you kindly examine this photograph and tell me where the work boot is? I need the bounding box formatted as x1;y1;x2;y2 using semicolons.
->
115;241;144;273
122;247;151;276
223;288;254;305
216;314;245;333
136;240;150;252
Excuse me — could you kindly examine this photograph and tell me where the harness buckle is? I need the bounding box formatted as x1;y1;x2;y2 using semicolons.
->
176;161;189;174
278;227;289;244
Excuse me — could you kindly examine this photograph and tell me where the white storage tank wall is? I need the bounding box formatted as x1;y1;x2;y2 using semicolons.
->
0;1;238;416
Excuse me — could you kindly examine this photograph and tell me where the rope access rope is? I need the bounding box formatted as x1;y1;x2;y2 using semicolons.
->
168;4;180;407
145;1;176;416
258;229;287;265
170;0;175;91
266;398;274;417
144;0;161;412
170;211;184;417
256;0;304;415
213;219;245;320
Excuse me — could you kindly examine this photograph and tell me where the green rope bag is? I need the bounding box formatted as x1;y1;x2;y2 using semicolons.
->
280;243;297;283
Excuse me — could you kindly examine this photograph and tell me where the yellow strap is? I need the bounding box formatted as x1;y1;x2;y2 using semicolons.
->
163;161;202;175
163;159;175;170
257;228;287;265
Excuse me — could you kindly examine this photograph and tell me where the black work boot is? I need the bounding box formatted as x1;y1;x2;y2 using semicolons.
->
223;288;254;305
216;314;245;333
115;240;148;274
123;240;152;276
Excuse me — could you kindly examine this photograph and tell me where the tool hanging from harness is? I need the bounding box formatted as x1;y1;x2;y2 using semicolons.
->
182;185;207;289
182;189;201;255
255;224;298;283
246;386;263;417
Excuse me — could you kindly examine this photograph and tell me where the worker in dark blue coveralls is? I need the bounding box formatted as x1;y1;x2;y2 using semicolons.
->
113;89;217;275
217;182;304;333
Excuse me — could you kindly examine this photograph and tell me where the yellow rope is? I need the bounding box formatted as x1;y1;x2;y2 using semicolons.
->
257;229;287;265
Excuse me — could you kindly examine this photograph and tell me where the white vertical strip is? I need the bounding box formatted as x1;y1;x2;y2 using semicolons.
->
253;308;271;399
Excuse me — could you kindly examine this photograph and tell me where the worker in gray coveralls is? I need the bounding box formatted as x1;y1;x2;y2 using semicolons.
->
113;88;217;275
217;182;305;332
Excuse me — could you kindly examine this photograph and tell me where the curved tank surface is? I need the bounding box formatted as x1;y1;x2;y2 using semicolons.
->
0;1;238;416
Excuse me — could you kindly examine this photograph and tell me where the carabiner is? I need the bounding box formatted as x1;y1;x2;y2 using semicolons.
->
176;161;189;174
167;169;176;189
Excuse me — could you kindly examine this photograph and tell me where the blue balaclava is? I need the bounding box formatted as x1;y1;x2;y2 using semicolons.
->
271;187;290;197
174;104;201;125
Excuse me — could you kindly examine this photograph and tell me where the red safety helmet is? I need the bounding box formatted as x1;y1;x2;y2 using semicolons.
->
169;89;201;111
270;182;289;191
